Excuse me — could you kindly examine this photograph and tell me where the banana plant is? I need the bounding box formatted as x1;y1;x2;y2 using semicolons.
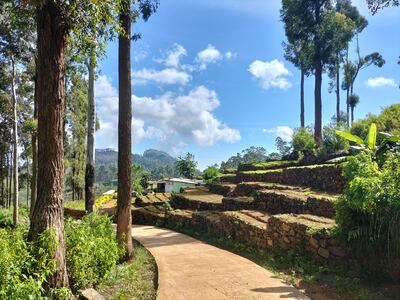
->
336;123;400;162
336;123;377;152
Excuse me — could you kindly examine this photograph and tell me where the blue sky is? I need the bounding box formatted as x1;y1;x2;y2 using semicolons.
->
95;0;400;170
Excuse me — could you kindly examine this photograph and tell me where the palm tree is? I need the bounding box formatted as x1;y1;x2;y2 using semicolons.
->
349;93;360;125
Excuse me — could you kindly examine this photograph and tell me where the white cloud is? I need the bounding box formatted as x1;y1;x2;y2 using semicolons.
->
196;44;223;70
263;126;293;142
158;43;187;68
249;59;292;90
224;51;236;59
95;76;241;152
366;77;397;88
132;68;191;85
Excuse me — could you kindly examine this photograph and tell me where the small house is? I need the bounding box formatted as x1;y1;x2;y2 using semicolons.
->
151;178;199;193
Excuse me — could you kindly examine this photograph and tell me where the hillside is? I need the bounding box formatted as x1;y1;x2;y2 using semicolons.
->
95;149;178;181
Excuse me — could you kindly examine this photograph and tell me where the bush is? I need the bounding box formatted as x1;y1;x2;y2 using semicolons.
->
202;166;219;183
0;226;63;299
95;194;114;208
291;127;316;157
321;122;349;155
65;213;122;290
336;151;400;266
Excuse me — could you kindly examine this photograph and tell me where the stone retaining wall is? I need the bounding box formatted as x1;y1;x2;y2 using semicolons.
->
132;205;346;263
170;194;224;211
238;161;299;172
266;215;347;260
254;191;336;218
207;183;234;196
236;165;344;193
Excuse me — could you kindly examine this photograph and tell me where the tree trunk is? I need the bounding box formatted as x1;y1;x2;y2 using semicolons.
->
0;155;4;207
30;57;38;218
336;53;340;124
346;88;350;127
314;61;323;146
11;59;19;226
300;68;305;128
85;51;96;213
26;159;29;207
8;151;12;209
351;106;354;125
117;0;133;262
28;2;69;288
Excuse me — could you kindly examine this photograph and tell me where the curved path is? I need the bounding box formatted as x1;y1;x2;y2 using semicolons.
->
132;225;309;300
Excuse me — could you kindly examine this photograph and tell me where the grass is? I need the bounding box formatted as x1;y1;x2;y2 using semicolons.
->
64;200;85;210
98;241;157;300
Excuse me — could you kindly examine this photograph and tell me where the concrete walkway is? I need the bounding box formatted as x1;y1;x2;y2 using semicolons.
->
132;225;309;300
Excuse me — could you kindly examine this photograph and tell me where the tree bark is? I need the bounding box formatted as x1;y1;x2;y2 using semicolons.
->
26;159;29;207
314;61;323;146
117;0;133;262
300;68;305;128
30;56;38;218
11;59;19;226
336;53;340;124
0;155;4;207
85;51;96;213
28;1;69;288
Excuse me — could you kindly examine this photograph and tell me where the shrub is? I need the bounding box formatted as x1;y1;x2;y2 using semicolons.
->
95;194;114;208
336;151;400;266
65;213;122;290
0;226;61;299
291;127;316;157
202;166;219;183
321;122;349;155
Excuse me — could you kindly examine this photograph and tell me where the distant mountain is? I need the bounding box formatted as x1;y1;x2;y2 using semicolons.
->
95;148;178;181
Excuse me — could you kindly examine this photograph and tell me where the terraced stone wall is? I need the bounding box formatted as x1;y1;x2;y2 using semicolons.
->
207;183;233;196
236;165;344;193
266;215;347;260
254;191;336;218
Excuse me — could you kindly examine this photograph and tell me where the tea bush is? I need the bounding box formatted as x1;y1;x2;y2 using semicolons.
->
0;226;62;299
336;151;400;263
291;127;316;157
65;213;122;290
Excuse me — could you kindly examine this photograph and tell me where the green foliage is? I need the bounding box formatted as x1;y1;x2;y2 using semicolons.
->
66;73;88;200
221;146;274;169
336;151;400;264
65;213;122;290
336;123;377;152
175;153;198;179
351;104;400;142
291;127;316;157
202;166;219;183
132;163;151;193
98;242;157;300
0;226;59;299
321;122;350;155
275;137;291;157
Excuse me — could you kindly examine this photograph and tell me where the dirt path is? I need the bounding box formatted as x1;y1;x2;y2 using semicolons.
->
132;225;310;300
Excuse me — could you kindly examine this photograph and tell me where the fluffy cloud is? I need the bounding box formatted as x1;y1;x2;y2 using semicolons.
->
249;59;292;90
196;44;225;70
366;77;397;88
132;68;191;85
159;43;187;68
95;76;241;151
263;126;293;142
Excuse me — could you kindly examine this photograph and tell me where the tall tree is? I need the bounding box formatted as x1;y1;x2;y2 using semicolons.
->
175;153;198;179
116;0;159;262
281;0;354;145
117;0;134;262
66;74;87;201
281;2;313;128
